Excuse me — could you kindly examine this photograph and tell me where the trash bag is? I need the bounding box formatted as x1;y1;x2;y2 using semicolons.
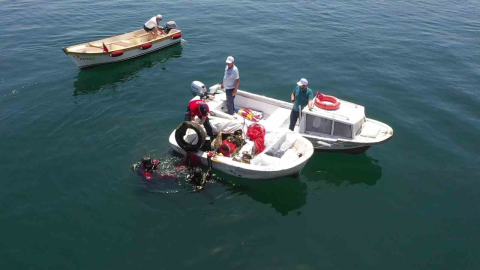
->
246;123;266;140
247;124;266;154
251;154;282;167
254;138;266;154
239;141;254;154
280;134;298;152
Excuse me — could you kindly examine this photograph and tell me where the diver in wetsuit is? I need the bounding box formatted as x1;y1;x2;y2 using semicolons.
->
132;156;177;181
187;153;214;190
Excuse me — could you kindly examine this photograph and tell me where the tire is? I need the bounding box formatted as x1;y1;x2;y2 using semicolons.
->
175;121;206;152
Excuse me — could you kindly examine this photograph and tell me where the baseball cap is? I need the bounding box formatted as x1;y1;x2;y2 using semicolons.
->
156;14;162;19
226;56;234;64
297;78;308;86
199;103;209;116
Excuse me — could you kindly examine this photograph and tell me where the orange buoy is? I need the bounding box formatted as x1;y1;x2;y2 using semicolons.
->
140;43;152;50
172;32;182;39
315;93;340;110
110;50;124;57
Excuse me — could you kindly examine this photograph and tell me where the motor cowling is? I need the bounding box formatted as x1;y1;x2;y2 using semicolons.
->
191;81;206;96
165;21;177;34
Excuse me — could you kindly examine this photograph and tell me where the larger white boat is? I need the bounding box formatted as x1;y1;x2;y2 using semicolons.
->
190;82;393;154
62;22;182;69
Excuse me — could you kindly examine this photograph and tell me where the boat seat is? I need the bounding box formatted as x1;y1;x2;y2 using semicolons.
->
112;41;132;47
359;122;379;138
73;47;103;53
263;107;291;129
89;40;132;48
134;33;150;38
88;42;106;48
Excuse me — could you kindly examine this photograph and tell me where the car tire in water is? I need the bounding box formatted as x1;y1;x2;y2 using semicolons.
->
175;121;206;152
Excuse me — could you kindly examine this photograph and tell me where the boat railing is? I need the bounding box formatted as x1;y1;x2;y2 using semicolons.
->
238;90;355;122
308;108;350;121
86;30;175;49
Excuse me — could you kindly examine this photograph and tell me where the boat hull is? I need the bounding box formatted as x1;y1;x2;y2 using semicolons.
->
168;131;312;180
64;38;181;69
203;89;394;154
314;144;371;154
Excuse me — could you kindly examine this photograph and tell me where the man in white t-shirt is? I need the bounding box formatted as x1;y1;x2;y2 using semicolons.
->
144;14;164;39
220;56;240;115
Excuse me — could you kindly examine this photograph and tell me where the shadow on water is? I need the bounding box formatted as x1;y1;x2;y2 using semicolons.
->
72;43;184;96
209;171;307;216
168;151;307;216
302;153;383;187
161;151;381;215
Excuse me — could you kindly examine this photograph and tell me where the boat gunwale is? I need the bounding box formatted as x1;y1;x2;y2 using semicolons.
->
168;130;314;173
64;30;182;55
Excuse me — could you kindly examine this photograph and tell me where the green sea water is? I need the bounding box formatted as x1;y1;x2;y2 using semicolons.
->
1;0;480;269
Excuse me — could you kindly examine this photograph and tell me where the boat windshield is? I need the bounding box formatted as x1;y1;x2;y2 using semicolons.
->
354;117;366;136
305;114;332;135
333;121;353;139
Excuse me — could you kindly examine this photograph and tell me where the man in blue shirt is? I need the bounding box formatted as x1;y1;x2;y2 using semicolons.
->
290;78;314;131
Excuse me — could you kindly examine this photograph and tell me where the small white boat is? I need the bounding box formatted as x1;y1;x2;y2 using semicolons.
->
62;22;182;69
169;126;315;180
189;81;393;154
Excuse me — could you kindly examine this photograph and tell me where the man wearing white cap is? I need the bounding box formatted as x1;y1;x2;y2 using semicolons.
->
221;56;240;115
144;14;164;39
289;78;314;131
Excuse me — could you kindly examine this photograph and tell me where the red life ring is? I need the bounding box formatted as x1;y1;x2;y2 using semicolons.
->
315;93;340;110
172;32;182;39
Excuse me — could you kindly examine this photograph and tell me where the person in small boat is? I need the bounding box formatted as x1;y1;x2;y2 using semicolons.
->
289;78;314;131
144;14;164;39
220;56;240;115
185;99;215;137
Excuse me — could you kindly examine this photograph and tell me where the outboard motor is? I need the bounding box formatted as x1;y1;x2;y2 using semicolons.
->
191;81;206;98
164;21;177;34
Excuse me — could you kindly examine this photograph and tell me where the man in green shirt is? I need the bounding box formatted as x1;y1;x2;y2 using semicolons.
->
290;78;314;131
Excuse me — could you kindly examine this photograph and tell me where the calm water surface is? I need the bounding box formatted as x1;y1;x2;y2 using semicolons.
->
1;0;480;269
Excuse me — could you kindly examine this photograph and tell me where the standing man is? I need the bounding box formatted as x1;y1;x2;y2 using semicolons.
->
185;99;215;137
221;56;240;115
144;14;164;39
289;78;314;131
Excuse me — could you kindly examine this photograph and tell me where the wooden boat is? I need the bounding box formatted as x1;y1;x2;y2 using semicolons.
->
169;125;315;180
188;82;393;154
62;25;182;69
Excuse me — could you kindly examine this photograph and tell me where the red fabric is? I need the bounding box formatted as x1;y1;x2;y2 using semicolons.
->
142;171;152;181
219;139;237;157
102;42;109;52
246;123;266;140
247;124;266;154
188;100;209;118
183;152;202;166
254;138;265;154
